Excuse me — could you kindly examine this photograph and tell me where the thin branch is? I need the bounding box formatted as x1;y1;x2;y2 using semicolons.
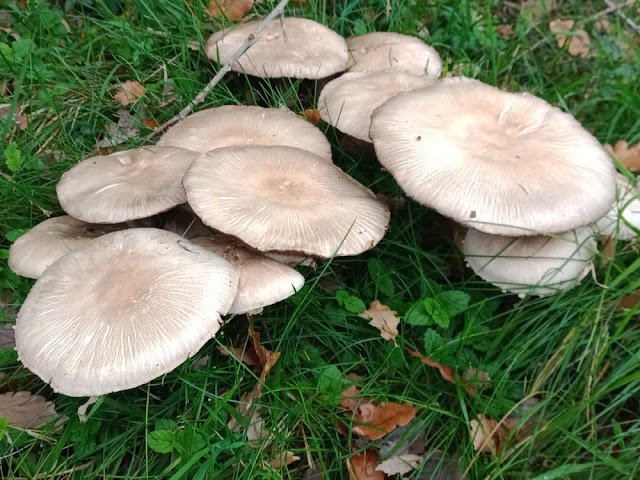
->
147;0;291;140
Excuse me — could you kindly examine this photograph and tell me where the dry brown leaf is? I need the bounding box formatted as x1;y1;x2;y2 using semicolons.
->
359;300;400;345
495;24;512;38
114;80;146;106
95;108;139;148
0;324;15;349
347;450;384;480
0;391;58;429
0;103;28;130
619;291;640;309
272;451;301;469
375;454;423;475
605;140;640;171
207;0;254;20
406;349;457;384
142;119;158;128
470;414;508;453
301;109;321;125
549;19;595;58
601;235;616;267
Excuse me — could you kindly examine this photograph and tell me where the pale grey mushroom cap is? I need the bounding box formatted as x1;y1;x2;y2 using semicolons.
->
318;71;436;142
191;235;304;314
205;17;348;79
56;146;201;224
156;105;332;161
183;146;390;258
347;32;442;78
14;228;238;397
8;216;126;279
370;77;616;236
592;173;640;240
464;227;596;297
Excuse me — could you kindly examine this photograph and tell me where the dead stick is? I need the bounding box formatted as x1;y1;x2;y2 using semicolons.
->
147;0;291;140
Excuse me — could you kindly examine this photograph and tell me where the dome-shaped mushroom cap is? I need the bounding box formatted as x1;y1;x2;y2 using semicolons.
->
463;227;596;297
8;216;126;279
183;146;390;258
347;32;442;78
156;105;332;161
318;71;436;142
205;17;348;79
15;228;238;397
370;77;616;236
56;146;201;224
592;173;640;240
191;235;304;314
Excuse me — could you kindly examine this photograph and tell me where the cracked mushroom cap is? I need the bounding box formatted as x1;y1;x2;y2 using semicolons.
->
464;227;596;297
347;32;442;77
8;216;126;279
156;105;332;160
14;228;238;397
318;71;436;142
370;77;616;236
592;173;640;240
183;146;390;257
56;146;201;224
191;235;304;314
205;17;348;79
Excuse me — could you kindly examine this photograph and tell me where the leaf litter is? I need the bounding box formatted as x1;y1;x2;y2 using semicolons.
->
359;300;400;345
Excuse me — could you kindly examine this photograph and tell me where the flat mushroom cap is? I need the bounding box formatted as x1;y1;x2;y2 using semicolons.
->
347;32;442;78
464;227;596;297
8;216;126;279
592;173;640;240
56;146;201;224
370;77;616;236
205;17;348;79
191;235;304;314
183;146;390;258
318;71;436;142
156;105;332;161
14;228;238;397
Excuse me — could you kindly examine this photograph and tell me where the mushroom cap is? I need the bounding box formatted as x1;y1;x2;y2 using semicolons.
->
463;227;596;297
156;105;332;161
318;71;436;142
15;228;238;397
8;216;126;279
183;146;390;257
56;146;201;224
191;235;304;314
347;32;442;78
205;17;348;79
592;173;640;240
370;77;617;236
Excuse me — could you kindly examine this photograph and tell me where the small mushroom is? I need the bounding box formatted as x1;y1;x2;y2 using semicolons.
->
592;173;640;240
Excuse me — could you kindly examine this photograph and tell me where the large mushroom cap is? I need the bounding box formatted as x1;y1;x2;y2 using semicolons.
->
183;146;390;258
464;227;596;297
370;77;616;236
191;235;304;314
205;17;348;79
592;173;640;240
347;32;442;77
56;146;201;224
8;216;126;279
156;105;332;160
318;71;436;142
15;228;238;397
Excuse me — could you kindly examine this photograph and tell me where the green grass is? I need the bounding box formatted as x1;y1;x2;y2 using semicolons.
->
1;0;640;478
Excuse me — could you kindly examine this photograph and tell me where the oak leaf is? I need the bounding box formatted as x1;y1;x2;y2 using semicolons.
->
347;450;384;480
359;300;400;345
114;80;146;106
0;391;58;429
549;19;595;58
605;141;640;171
207;0;254;20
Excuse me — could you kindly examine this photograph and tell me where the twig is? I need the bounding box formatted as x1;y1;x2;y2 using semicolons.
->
591;0;634;20
604;0;640;35
280;11;288;43
147;0;291;140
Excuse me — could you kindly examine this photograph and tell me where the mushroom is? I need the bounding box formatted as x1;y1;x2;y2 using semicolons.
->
156;105;332;161
592;173;640;240
8;216;126;279
190;235;304;314
347;32;442;78
57;146;201;224
183;146;390;258
205;17;348;79
370;77;617;236
318;71;436;142
14;228;238;397
463;227;596;297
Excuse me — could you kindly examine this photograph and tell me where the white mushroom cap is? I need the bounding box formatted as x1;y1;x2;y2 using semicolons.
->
190;235;304;314
56;146;201;224
156;105;332;161
347;32;442;77
14;228;238;397
205;17;348;79
8;216;126;279
318;71;436;142
592;173;640;240
463;227;596;297
183;146;390;258
370;77;617;236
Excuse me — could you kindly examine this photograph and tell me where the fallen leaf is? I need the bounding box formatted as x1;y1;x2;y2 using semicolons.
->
0;391;58;429
470;414;507;453
347;450;384;480
605;141;640;171
114;80;146;106
207;0;254;20
495;24;512;38
0;103;28;130
0;324;15;349
95;107;139;148
142;119;158;128
619;292;640;309
406;349;456;384
301;109;321;125
375;454;423;475
359;300;400;345
601;235;616;267
549;19;596;58
272;451;301;469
